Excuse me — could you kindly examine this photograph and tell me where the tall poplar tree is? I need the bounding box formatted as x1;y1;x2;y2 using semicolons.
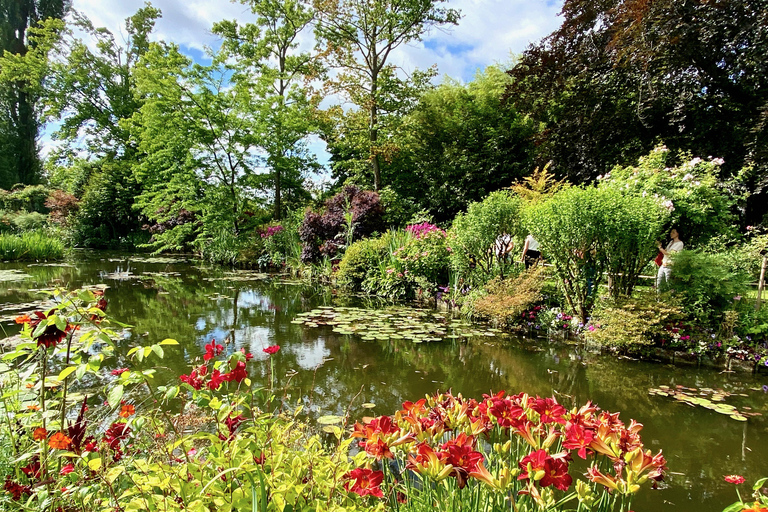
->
0;0;69;188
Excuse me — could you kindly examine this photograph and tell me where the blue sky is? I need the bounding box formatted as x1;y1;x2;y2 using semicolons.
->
59;0;564;166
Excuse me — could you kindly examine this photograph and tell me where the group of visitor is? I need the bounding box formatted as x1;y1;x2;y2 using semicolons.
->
494;228;684;292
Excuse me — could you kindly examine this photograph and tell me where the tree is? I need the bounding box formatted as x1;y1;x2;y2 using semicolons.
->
213;0;321;220
0;0;69;188
39;4;162;247
389;65;535;222
314;0;460;191
130;42;265;261
507;0;768;224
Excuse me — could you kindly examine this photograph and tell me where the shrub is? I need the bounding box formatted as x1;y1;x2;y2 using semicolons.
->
396;227;451;290
585;290;686;349
524;186;668;323
45;190;80;226
669;249;751;326
599;146;736;246
449;190;524;286
299;186;384;263
468;267;546;327
336;235;390;289
11;211;47;232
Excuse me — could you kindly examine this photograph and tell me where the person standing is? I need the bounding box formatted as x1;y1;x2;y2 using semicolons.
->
656;228;684;291
520;235;541;269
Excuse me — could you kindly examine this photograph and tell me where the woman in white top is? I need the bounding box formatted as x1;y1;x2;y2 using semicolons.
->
520;235;541;269
656;228;684;290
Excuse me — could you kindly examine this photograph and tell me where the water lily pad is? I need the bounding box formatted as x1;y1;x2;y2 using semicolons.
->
0;269;33;282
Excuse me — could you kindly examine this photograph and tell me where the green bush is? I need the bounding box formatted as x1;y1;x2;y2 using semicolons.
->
464;267;545;327
449;190;523;286
669;249;751;326
11;211;48;232
524;186;668;323
397;228;451;290
337;235;390;289
585;290;686;349
600;145;736;246
0;231;65;261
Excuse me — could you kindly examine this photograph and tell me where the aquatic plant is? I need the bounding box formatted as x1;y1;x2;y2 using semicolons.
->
0;231;65;261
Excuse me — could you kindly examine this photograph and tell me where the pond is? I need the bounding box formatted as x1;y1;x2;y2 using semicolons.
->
2;252;767;511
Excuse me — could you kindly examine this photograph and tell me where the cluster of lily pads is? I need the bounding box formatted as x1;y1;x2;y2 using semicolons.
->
291;306;503;343
648;384;762;422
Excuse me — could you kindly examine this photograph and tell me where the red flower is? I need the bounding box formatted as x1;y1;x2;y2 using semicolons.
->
223;361;247;383
241;348;254;360
344;468;384;498
21;459;41;479
207;369;225;390
204;339;224;361
22;311;72;349
3;478;31;500
531;397;567;424
33;427;47;441
224;414;246;437
518;449;573;491
60;464;75;476
103;422;131;450
263;345;280;355
725;475;746;485
180;369;204;390
563;421;595;459
111;368;129;376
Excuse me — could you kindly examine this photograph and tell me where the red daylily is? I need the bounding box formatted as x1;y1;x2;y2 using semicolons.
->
3;478;31;500
21;459;41;479
207;369;225;390
563;421;595;459
344;468;384;498
531;397;567;425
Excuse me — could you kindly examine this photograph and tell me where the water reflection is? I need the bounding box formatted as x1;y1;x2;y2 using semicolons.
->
1;253;767;511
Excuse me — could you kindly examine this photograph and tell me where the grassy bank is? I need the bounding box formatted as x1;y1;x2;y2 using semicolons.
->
0;231;65;261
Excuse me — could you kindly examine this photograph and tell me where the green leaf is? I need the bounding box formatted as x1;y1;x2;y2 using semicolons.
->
159;338;179;345
105;466;124;484
107;385;124;409
57;366;77;381
151;344;164;359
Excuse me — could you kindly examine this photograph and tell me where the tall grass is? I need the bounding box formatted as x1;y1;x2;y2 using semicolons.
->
0;231;65;261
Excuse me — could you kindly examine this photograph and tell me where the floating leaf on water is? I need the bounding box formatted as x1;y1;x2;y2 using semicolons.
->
317;415;344;425
730;415;748;422
0;270;33;282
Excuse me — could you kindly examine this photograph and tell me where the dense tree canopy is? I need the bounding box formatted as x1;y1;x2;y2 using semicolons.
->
507;0;768;221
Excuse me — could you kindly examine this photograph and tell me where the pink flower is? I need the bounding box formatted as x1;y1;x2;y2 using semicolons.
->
111;368;129;376
724;475;746;485
263;345;280;355
60;464;75;476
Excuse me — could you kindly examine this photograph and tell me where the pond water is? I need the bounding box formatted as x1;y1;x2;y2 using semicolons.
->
2;252;767;511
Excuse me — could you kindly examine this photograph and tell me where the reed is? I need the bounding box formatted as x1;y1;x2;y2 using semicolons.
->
0;231;65;261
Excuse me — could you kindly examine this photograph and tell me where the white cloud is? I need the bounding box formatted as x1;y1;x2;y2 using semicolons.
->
72;0;563;82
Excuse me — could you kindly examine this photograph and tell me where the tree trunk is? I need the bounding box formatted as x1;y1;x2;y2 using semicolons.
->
370;66;381;191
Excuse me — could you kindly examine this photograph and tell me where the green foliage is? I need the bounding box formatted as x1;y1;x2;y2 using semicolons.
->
524;185;668;322
668;249;751;326
0;230;64;260
336;235;390;289
600;146;737;246
396;228;451;290
0;290;372;512
449;190;523;286
585;290;686;349
465;267;545;327
315;0;460;190
387;66;536;221
0;185;50;212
